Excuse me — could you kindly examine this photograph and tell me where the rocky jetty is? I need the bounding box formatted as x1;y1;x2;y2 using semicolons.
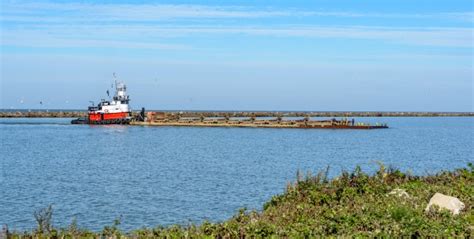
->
0;111;86;118
152;111;474;118
1;110;472;118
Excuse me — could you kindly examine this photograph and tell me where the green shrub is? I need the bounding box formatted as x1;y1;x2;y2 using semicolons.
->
8;164;473;238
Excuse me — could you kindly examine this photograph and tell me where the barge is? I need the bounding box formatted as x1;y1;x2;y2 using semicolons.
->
133;114;388;129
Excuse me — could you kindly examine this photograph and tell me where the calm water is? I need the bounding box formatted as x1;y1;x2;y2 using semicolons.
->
1;117;473;231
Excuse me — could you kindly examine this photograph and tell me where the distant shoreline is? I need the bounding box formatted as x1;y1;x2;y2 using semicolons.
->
0;110;473;118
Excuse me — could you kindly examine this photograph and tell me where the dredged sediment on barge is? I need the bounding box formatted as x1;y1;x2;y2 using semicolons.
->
132;115;388;129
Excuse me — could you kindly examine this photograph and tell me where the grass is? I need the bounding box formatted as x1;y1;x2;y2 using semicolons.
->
6;163;474;238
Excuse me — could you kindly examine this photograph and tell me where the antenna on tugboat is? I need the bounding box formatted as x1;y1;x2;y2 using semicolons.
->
112;72;118;89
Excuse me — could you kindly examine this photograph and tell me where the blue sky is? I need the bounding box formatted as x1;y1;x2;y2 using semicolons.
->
1;0;473;111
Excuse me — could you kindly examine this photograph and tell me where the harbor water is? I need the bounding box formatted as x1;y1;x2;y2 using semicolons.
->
1;117;473;231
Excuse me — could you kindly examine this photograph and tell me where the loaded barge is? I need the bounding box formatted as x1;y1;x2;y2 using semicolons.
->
71;81;388;129
132;114;388;129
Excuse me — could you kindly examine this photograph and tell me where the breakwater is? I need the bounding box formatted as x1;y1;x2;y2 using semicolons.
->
1;110;472;118
156;111;474;117
0;111;86;118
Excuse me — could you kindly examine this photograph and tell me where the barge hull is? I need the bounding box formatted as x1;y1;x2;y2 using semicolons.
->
130;122;388;129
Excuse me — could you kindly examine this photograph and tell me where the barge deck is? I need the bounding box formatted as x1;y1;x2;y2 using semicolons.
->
132;115;388;129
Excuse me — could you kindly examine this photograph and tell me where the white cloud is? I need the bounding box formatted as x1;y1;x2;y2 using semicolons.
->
0;1;472;50
1;31;190;50
0;2;308;21
1;1;472;22
2;24;472;49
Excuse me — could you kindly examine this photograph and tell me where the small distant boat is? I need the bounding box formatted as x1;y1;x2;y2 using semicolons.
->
71;81;132;125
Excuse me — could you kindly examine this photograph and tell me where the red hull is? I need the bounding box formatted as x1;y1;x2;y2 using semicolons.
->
88;112;130;122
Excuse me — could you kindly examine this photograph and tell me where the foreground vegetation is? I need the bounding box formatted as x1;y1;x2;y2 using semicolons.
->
7;164;473;238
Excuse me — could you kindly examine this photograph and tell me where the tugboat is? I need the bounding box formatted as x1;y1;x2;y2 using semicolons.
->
71;81;133;124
